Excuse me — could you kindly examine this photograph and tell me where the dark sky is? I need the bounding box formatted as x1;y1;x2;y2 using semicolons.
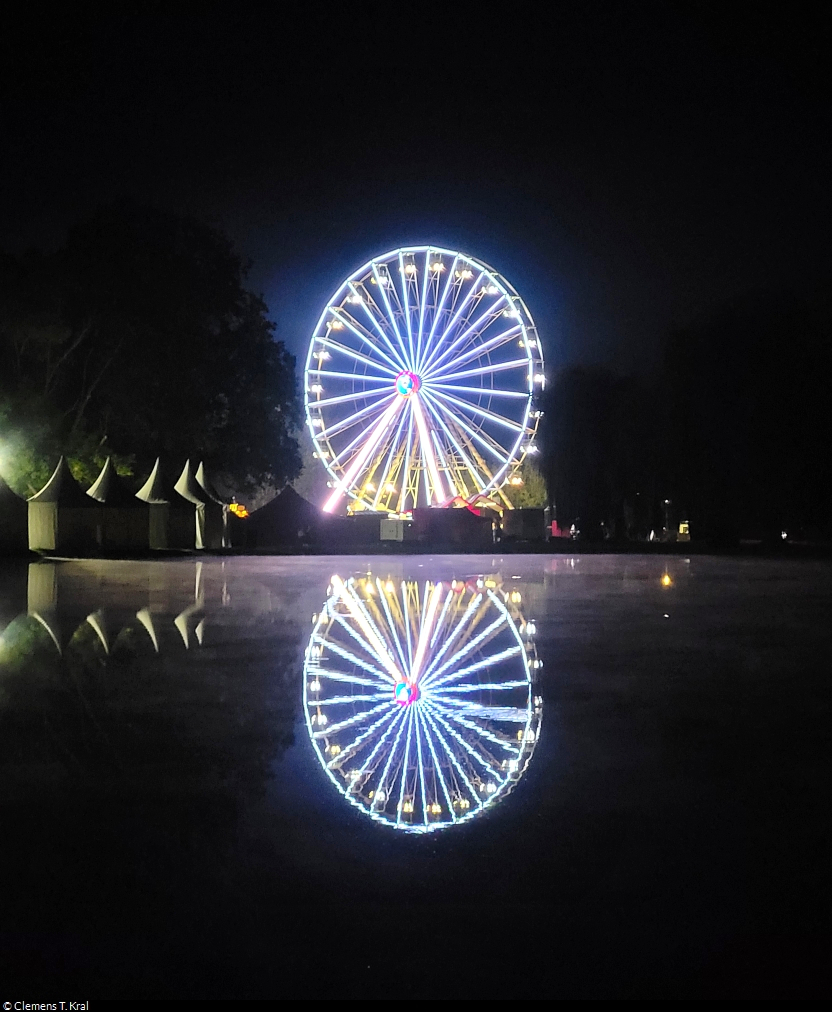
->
1;6;828;374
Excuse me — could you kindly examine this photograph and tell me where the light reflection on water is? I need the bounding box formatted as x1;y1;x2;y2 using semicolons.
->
305;572;542;832
0;560;544;834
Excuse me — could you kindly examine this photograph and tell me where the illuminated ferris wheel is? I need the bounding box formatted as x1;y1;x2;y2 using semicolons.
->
304;574;542;832
304;247;545;514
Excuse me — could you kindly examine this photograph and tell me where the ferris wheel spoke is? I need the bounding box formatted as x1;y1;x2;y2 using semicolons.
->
323;398;404;513
342;580;403;680
422;300;508;377
420;397;488;494
434;358;531;383
311;370;393;385
347;282;410;372
327;705;399;771
312;699;394;739
427;644;523;691
430;587;456;649
418;273;484;374
424;704;511;778
430;389;525;434
395;706;417;825
416;706;457;822
414;248;432;369
430;700;531;723
422;390;513;468
320;626;392;685
331;306;406;375
333;576;402;682
414;703;430;825
427;705;518;765
436;679;529;694
418;254;461;372
430;428;458;499
422;611;509;688
313;387;393;411
323;399;397;464
328;610;390;678
411;581;444;684
350;705;409;787
420;705;481;805
412;394;447;504
396;408;416;514
377;578;410;675
317;337;400;377
419;592;483;684
370;406;409;509
397;251;417;369
425;324;521;379
373;701;412;810
430;382;530;400
312;667;385;689
370;263;410;367
315;692;392;707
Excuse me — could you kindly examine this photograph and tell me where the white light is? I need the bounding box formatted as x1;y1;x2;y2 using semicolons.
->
525;621;536;636
384;482;396;493
330;320;344;330
348;294;363;304
312;418;323;427
534;374;545;384
485;284;499;294
431;262;444;271
309;679;321;692
526;444;539;454
455;269;474;279
310;383;323;393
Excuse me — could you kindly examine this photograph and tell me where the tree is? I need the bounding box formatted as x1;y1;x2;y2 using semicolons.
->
502;459;548;508
0;201;301;496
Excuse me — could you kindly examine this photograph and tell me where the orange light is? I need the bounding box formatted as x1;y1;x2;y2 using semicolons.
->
230;502;249;518
661;572;672;587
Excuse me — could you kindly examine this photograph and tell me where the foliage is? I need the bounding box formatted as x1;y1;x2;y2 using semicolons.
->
0;201;301;497
502;460;548;508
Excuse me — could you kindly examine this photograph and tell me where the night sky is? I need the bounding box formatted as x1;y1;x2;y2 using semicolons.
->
2;6;828;374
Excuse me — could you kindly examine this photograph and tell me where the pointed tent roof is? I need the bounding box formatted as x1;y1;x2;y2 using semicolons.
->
28;457;95;506
135;458;189;506
87;457;139;506
195;461;226;505
174;459;213;506
248;485;323;532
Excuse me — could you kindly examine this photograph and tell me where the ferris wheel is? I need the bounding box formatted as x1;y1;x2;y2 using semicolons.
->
304;574;542;832
305;246;544;514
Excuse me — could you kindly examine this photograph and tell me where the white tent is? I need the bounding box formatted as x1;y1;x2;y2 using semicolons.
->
174;460;225;550
135;458;195;550
86;457;148;550
27;457;99;553
0;472;28;554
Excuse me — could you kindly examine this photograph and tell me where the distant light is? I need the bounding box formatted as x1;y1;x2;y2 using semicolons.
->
348;294;363;304
330;320;344;330
485;284;499;294
403;264;417;275
310;383;323;393
509;476;523;485
365;482;376;492
431;262;444;272
385;580;395;593
534;374;545;384
525;621;536;636
309;679;321;692
456;269;474;279
781;530;788;540
661;573;672;587
384;482;396;493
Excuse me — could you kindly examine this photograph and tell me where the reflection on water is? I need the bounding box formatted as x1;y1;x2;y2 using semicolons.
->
305;573;542;832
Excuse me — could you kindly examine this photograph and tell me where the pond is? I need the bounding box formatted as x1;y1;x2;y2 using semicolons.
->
0;555;828;998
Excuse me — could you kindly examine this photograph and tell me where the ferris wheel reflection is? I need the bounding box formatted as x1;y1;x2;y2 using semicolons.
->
304;574;542;832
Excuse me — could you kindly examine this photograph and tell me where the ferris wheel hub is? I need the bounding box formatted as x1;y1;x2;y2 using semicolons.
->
394;678;420;705
394;370;421;397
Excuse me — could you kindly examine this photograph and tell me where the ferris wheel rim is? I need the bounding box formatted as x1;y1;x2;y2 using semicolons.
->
303;575;542;832
304;246;544;514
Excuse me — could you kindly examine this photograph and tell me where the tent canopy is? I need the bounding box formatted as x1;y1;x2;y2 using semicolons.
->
87;457;140;506
28;457;95;507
